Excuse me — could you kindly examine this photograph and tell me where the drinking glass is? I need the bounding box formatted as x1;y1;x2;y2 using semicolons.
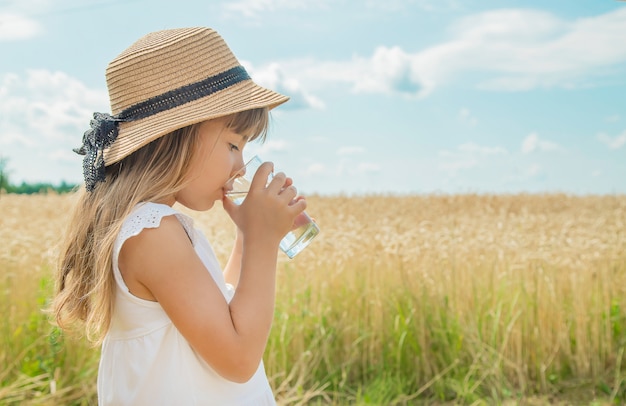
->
225;155;319;258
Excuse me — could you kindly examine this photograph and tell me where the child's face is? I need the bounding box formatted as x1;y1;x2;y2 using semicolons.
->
175;117;247;211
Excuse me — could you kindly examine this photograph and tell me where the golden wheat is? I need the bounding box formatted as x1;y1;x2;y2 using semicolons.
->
1;193;625;405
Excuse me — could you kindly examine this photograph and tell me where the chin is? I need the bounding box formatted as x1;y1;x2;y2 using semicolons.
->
179;198;215;212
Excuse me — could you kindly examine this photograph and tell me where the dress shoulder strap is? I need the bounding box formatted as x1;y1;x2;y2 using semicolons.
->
112;202;195;293
116;203;194;249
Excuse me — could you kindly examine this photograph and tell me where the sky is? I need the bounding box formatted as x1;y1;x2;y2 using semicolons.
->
1;0;625;196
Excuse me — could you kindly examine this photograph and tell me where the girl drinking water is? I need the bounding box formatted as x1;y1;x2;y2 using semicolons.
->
50;27;304;405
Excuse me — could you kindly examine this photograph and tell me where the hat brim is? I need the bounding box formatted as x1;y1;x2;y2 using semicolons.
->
104;79;288;165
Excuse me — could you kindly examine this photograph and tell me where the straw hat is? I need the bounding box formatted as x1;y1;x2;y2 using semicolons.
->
75;27;289;191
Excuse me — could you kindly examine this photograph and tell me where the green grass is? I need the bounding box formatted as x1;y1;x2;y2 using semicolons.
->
1;193;626;405
0;272;98;405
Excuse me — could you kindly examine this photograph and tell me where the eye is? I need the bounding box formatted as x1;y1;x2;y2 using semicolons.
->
229;143;240;152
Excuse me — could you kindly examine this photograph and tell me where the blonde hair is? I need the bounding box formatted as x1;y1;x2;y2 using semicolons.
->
50;108;269;343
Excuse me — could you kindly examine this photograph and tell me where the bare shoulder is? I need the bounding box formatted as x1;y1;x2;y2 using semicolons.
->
120;214;192;265
118;214;193;301
117;213;250;381
118;212;235;334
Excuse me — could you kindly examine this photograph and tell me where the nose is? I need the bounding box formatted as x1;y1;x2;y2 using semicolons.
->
231;157;246;179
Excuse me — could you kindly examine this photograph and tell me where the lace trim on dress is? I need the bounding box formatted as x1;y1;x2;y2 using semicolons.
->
116;203;195;248
112;203;196;299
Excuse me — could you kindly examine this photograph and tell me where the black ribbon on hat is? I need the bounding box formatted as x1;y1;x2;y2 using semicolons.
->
73;66;251;192
73;113;124;192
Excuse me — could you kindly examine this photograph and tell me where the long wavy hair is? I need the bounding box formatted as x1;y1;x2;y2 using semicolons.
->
50;108;269;343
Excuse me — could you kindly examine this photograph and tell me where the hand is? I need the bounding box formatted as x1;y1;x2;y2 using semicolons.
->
291;197;312;229
223;162;307;246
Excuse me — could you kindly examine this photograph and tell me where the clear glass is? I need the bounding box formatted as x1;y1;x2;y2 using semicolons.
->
225;155;320;258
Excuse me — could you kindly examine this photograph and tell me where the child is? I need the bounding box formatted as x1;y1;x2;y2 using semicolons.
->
50;27;305;405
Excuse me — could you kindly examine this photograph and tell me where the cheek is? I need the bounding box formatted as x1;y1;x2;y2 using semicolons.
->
185;156;205;183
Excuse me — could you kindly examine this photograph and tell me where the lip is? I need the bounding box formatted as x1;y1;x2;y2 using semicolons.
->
223;178;236;192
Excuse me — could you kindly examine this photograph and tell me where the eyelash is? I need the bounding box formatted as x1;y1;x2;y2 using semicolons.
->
229;143;240;152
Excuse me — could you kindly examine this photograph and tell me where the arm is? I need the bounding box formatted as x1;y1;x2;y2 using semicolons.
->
222;173;297;288
222;229;243;288
119;165;305;383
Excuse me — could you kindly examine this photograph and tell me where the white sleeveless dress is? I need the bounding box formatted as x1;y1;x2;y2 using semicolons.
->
97;202;276;405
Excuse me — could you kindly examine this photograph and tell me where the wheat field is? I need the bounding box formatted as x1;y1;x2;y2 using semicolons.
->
1;193;625;405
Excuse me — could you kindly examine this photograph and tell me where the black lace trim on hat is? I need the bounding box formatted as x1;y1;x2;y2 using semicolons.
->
74;66;251;192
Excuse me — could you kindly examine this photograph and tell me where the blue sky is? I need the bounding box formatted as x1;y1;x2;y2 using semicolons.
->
1;0;625;195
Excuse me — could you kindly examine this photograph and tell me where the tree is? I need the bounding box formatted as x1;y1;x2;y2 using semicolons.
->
0;157;77;194
0;156;9;194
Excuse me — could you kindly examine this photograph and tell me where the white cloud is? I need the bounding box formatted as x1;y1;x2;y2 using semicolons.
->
270;50;423;97
48;148;78;162
521;132;562;154
0;12;41;41
352;46;422;95
448;8;626;91
245;139;290;158
0;0;57;40
1;70;108;139
597;131;626;150
243;61;325;110
0;69;108;182
1;70;107;143
0;131;37;147
278;7;626;97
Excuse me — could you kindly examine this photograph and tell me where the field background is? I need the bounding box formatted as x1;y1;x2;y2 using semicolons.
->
1;193;625;405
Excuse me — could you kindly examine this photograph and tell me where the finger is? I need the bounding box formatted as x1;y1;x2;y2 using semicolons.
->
249;161;274;191
293;211;311;228
280;184;298;203
221;193;239;214
282;177;294;189
288;197;307;214
267;171;287;194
